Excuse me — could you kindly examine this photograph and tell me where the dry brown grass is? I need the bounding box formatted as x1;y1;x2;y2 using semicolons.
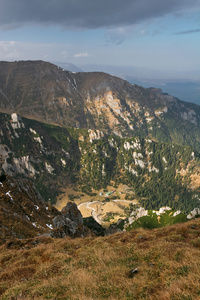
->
0;219;200;299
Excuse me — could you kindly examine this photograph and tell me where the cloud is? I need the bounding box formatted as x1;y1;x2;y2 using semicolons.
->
0;0;199;31
174;29;200;35
0;41;72;61
74;52;89;58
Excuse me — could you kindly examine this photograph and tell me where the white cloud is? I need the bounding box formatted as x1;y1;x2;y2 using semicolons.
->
73;52;89;58
0;41;68;61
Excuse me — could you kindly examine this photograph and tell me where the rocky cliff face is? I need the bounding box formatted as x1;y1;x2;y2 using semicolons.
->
0;61;200;152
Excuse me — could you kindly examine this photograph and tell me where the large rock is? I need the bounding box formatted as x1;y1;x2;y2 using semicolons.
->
187;208;200;219
61;202;83;225
52;202;89;238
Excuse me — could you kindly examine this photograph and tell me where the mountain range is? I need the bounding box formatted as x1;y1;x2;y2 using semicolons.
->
0;60;200;152
0;60;200;219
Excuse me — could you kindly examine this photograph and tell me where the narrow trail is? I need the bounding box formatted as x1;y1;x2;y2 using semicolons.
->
113;200;137;204
78;201;102;224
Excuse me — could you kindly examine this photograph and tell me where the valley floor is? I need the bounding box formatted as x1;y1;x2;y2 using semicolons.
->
78;199;137;227
55;184;138;227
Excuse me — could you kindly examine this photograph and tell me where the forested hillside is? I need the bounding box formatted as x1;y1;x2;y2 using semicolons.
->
1;112;200;213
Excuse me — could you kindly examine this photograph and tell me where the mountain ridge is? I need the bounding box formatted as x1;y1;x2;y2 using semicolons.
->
1;60;200;152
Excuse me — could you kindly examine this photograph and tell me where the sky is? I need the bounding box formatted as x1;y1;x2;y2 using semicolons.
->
0;0;200;74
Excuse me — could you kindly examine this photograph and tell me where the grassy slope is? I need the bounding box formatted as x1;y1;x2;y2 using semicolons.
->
0;219;200;299
126;210;188;230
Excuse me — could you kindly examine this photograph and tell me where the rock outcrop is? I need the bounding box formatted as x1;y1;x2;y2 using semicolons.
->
187;208;200;219
52;202;90;238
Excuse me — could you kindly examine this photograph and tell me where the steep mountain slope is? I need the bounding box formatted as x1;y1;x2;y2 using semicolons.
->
74;71;200;151
0;173;91;244
0;112;81;202
0;61;200;152
0;174;56;243
1;111;200;213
